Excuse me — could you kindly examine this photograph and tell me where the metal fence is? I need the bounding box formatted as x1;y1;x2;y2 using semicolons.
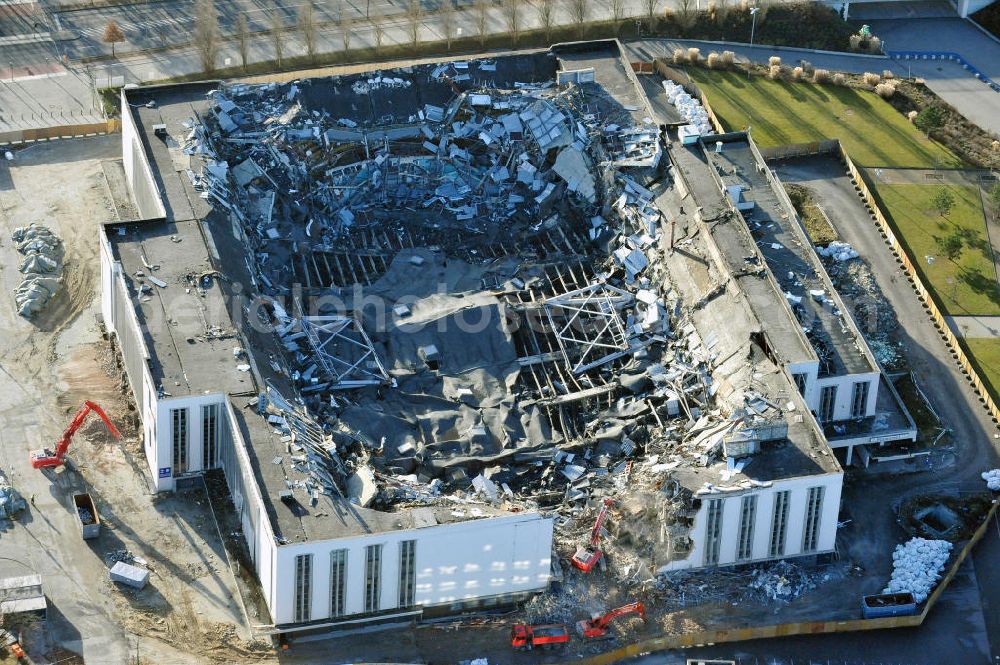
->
0;119;118;146
758;140;841;161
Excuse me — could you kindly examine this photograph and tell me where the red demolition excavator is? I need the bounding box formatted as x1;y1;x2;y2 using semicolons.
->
575;602;647;639
30;401;121;469
571;498;613;573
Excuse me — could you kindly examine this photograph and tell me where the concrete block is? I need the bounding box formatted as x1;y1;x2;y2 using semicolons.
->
110;562;150;590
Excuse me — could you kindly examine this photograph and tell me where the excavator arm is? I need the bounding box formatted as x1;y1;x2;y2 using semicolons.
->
589;498;613;546
31;401;121;469
576;602;647;639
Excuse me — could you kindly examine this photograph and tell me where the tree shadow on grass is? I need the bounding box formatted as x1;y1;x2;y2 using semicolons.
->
799;81;831;103
957;226;999;264
715;70;748;90
958;266;1000;309
785;81;808;102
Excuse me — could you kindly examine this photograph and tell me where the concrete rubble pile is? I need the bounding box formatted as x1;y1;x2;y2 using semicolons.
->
883;537;952;603
11;223;63;319
652;559;833;608
0;471;27;519
182;58;789;591
819;242;903;369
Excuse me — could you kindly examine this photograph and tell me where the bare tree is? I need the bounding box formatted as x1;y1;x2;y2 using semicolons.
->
440;0;456;51
677;0;697;30
610;0;625;25
269;4;284;67
372;17;386;53
192;0;219;73
340;10;354;52
535;0;555;42
298;0;318;62
714;0;730;23
642;0;658;32
102;20;125;58
236;14;250;70
503;0;521;45
474;0;489;47
569;0;587;38
406;0;422;48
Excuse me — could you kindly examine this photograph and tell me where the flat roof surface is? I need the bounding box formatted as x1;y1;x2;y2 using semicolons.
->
704;139;876;377
106;218;254;397
659;137;840;482
555;42;651;124
668;139;817;367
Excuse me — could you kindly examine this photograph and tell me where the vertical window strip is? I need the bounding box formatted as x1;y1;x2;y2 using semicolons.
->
737;495;757;561
294;554;312;622
802;486;825;553
769;491;790;558
330;550;346;618
172;408;187;472
365;544;382;613
820;386;837;422
704;499;724;565
398;540;416;607
202;404;219;469
852;381;869;419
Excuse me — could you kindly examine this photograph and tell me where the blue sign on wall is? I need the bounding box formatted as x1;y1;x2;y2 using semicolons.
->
159;467;171;478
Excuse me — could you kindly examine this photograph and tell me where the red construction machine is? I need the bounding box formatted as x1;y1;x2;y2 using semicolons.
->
575;602;647;639
571;498;613;573
30;400;121;469
510;623;570;651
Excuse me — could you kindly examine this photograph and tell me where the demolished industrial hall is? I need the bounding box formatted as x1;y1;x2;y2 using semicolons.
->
101;40;917;631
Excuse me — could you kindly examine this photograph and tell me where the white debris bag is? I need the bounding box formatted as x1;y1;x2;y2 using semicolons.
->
883;537;952;603
815;241;859;262
981;468;1000;491
11;223;63;319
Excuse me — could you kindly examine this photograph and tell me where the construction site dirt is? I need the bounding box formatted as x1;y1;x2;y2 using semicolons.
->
0;137;268;665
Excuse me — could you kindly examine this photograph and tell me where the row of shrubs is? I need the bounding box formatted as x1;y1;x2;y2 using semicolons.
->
672;47;902;99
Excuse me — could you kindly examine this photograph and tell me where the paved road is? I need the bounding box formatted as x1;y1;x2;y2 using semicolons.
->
947;315;1000;338
44;0;727;60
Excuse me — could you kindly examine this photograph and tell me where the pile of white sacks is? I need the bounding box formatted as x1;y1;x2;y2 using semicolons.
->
12;223;63;319
815;241;860;262
981;469;1000;490
883;537;953;603
662;80;713;135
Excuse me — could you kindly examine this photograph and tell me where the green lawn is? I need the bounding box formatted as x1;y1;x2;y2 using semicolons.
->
962;338;1000;401
687;69;961;168
874;184;1000;315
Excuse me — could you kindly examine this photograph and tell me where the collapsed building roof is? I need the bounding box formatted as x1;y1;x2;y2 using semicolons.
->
109;45;852;558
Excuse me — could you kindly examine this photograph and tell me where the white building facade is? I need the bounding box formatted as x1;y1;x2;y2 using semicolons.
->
659;472;843;573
